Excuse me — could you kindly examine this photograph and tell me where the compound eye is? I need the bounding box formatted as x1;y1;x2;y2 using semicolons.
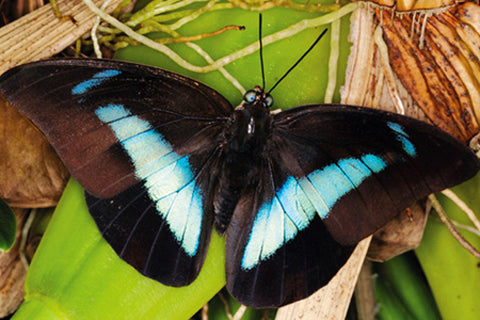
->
244;90;256;103
264;94;273;107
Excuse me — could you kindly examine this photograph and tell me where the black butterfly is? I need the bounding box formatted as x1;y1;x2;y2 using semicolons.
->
0;50;479;308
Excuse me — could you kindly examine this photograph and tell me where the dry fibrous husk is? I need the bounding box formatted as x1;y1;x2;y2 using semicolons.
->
343;2;480;142
0;0;124;75
363;0;456;11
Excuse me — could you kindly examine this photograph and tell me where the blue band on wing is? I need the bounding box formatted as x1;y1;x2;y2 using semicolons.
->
95;104;202;257
72;70;122;95
387;122;417;157
241;154;387;270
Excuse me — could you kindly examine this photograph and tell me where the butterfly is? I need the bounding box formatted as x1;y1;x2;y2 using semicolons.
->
0;48;479;307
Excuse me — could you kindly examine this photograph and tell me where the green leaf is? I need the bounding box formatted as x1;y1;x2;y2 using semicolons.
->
0;198;16;251
13;179;225;320
416;172;480;320
374;253;441;320
114;6;353;107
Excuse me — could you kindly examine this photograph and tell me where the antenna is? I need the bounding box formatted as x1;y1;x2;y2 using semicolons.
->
259;14;266;90
267;28;328;95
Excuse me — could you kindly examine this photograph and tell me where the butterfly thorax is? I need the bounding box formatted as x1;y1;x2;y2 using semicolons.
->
213;88;272;234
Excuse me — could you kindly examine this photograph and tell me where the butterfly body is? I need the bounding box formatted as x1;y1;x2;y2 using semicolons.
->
0;58;478;308
214;86;272;233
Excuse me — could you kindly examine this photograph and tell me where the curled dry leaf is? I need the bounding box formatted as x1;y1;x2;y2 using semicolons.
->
0;208;27;318
378;6;480;141
0;96;69;208
368;202;428;261
342;2;480;260
343;2;480;142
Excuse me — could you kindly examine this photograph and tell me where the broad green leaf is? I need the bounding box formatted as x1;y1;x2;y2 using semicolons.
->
14;179;225;320
0;198;16;251
416;173;480;320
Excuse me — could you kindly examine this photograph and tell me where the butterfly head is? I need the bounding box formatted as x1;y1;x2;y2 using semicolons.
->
242;86;273;110
226;86;272;153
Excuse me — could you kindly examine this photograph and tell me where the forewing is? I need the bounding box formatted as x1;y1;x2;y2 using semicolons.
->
0;58;232;197
0;58;233;285
271;104;480;245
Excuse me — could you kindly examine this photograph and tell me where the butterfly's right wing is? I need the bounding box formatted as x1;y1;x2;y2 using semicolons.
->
0;59;233;285
225;104;479;308
270;104;479;246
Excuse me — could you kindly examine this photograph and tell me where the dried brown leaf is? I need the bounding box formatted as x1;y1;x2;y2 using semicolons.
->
0;96;69;207
368;202;428;261
379;8;479;141
429;12;480;127
457;2;480;36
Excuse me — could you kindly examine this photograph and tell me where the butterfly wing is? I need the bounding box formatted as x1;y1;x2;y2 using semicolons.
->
0;58;233;285
272;104;479;245
225;156;355;308
226;104;479;307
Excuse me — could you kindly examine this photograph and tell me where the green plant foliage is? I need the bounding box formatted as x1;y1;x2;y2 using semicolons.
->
13;179;226;320
416;173;480;320
0;198;16;251
374;253;441;320
114;6;352;107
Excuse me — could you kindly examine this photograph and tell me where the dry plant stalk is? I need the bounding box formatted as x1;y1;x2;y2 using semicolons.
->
276;238;371;320
0;0;123;75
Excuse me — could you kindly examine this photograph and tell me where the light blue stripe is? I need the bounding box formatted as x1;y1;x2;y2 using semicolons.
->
136;151;181;180
242;201;270;269
241;153;388;270
122;130;172;170
387;122;406;136
95;104;130;122
95;104;202;256
337;158;372;187
361;154;387;173
297;178;329;218
72;70;121;95
387;122;417;157
276;177;311;229
261;198;284;261
309;164;355;210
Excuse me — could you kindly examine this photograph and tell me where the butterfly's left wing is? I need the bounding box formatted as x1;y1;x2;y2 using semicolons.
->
0;59;233;286
226;104;479;308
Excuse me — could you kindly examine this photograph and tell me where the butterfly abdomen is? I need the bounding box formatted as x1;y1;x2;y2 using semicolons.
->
214;106;271;234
